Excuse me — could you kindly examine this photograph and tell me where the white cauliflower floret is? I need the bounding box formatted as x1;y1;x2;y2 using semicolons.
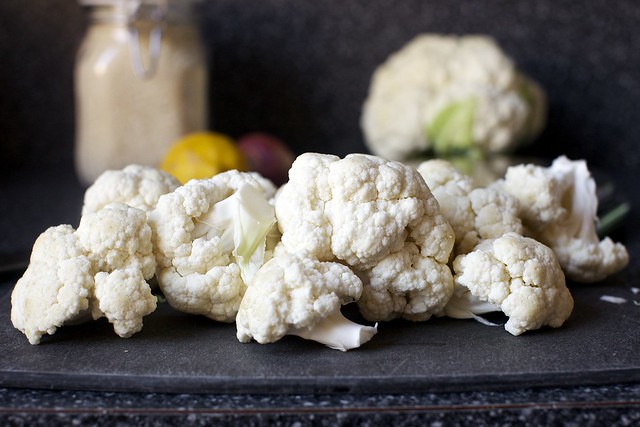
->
276;153;455;322
418;159;522;256
500;156;629;282
358;242;453;321
11;225;94;345
148;170;277;321
93;268;156;338
236;250;377;351
12;203;160;344
75;203;157;337
450;233;574;336
468;186;522;241
418;159;477;254
82;164;181;215
361;34;546;159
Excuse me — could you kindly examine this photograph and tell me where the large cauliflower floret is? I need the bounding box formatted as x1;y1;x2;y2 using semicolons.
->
417;159;522;256
148;170;277;321
76;203;157;336
11;225;95;345
236;249;377;351
361;34;546;160
499;156;629;282
11;203;160;345
450;233;574;336
276;153;455;322
82;164;181;215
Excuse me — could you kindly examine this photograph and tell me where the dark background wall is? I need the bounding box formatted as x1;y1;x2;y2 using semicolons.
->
1;0;639;178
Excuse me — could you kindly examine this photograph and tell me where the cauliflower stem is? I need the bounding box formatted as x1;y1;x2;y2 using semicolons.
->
443;287;502;327
289;309;378;352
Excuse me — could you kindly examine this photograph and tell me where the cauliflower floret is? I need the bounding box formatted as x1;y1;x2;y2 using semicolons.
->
358;241;453;321
450;233;574;336
418;159;522;256
500;156;629;282
497;162;564;229
75;203;157;337
417;159;477;254
11;225;95;345
82;164;181;215
361;34;546;160
12;203;160;344
276;153;455;321
93;268;156;338
236;249;377;351
148;170;277;321
468;187;522;241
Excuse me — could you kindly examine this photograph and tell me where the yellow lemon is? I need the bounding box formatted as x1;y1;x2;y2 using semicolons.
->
160;132;248;184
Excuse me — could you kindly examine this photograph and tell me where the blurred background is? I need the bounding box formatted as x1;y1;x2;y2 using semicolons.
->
1;0;639;177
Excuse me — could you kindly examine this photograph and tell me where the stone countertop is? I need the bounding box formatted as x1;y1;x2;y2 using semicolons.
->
2;384;640;425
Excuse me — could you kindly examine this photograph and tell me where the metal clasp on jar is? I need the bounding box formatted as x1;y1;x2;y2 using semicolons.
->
126;0;168;79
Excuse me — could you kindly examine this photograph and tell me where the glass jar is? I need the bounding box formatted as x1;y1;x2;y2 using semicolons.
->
74;0;207;185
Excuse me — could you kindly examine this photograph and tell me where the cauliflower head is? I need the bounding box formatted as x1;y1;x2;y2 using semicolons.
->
11;225;95;345
82;164;181;215
451;233;574;336
276;153;455;322
148;170;277;321
500;156;629;282
236;249;376;351
361;34;546;159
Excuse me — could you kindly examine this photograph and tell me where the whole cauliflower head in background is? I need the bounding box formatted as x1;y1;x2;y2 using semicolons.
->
451;233;574;336
148;170;277;321
276;153;455;322
361;34;546;160
82;164;181;216
498;156;629;282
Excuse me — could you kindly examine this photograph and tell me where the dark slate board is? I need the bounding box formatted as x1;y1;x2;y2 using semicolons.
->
1;276;638;394
1;165;638;394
